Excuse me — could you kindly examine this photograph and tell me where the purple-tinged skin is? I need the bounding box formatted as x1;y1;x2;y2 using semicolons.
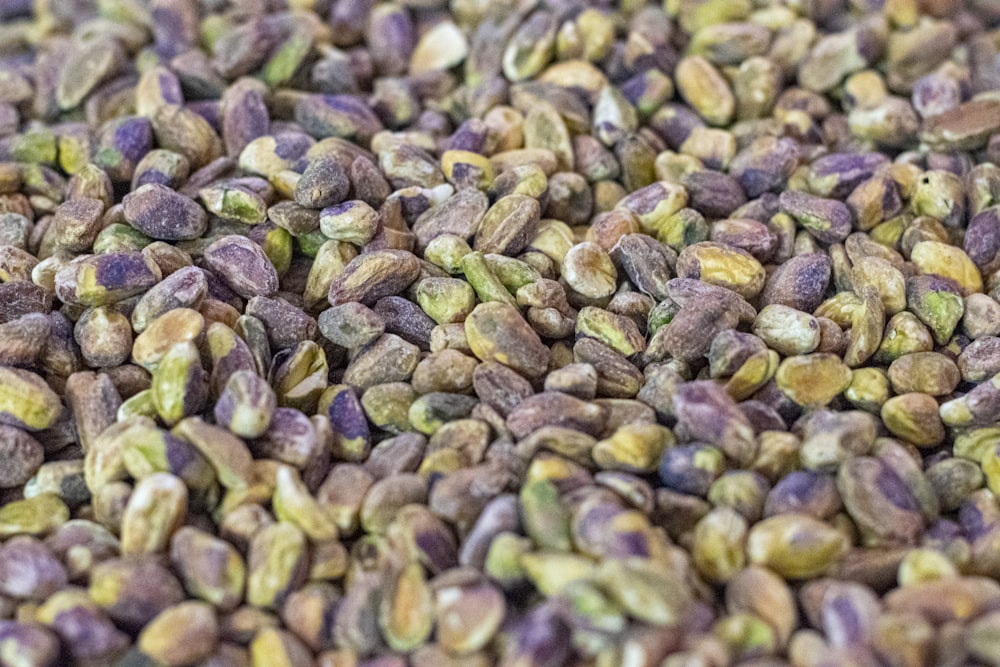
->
673;381;756;465
295;94;384;145
765;471;841;519
500;605;573;667
327;385;370;444
965;207;1000;273
446;119;491;154
739;400;787;433
648;103;705;149
807;152;890;198
822;583;880;648
367;5;415;77
202;235;279;299
94;116;152;182
459;495;520;569
729;136;799;197
185;100;221;134
255;407;318;468
122;183;207;241
222;82;270;157
659;445;721;497
779;190;853;244
151;0;198;60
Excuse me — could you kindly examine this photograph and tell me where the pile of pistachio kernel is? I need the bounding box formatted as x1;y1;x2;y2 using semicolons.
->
2;0;1000;664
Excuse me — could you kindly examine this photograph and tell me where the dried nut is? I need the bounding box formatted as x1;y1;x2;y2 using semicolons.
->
0;367;63;432
675;56;735;126
273;465;339;541
170;526;246;611
676;242;766;300
132;307;205;371
910;241;982;296
247;522;309;610
746;513;850;579
55;252;162;307
779;190;853;244
328;250;421;306
887;352;960;397
120;472;188;555
122;183;208;241
881;393;945;448
775;354;853;408
562;242;618;299
693;507;748;584
465;302;550;380
753;305;820;356
138;601;218;666
203;236;279;299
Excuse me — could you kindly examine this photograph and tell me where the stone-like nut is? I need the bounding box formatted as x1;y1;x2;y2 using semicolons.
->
675;55;735;126
138;601;218;666
0;424;44;488
779;190;853;244
122;183;208;241
761;252;831;313
675;241;765;300
844;285;885;369
172;417;254;491
0;621;61;666
151;104;224;169
132;307;205;372
506;391;606;440
55;252;162;307
746;513;850;579
328;249;421;306
415;277;477;326
911;240;983;296
659;443;725;496
0;536;68;601
920;99;1000;151
296;157;350;209
89;557;186;630
844;367;891;413
887;352;960;397
673;381;756;466
881;393;945;448
561;242;618;299
692;507;748;585
465;302;550;380
940;371;1000;429
378;561;433;652
131;266;207;334
775;354;853;409
120;472;188;555
318;302;384;350
36;588;130;663
319;200;380;247
726;565;798;647
273;465;339;541
753;305;820;356
473;194;541;257
0;367;63;432
170;526;245;611
837;456;925;547
214;370;276;439
431;570;506;654
615;181;689;237
202;235;279;299
851;255;906;316
246;522;309;610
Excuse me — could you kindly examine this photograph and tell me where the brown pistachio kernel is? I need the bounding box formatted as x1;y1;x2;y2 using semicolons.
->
775;354;853;409
465;302;550;380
